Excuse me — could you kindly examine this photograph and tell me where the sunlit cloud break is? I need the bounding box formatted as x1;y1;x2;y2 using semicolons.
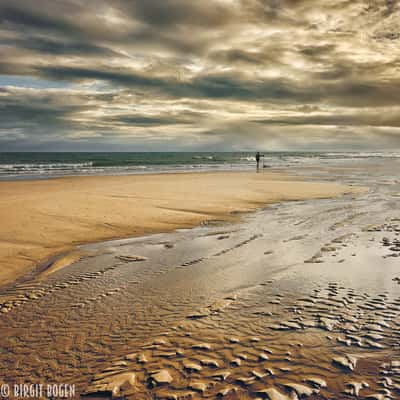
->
1;0;400;151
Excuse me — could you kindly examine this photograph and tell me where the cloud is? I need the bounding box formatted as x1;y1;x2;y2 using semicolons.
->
0;0;400;150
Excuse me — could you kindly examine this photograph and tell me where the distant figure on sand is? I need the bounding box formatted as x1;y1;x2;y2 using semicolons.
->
256;152;261;171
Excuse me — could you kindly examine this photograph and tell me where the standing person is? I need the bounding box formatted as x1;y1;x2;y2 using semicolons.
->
255;151;260;171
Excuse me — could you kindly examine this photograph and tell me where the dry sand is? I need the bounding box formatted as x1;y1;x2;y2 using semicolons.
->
0;171;357;287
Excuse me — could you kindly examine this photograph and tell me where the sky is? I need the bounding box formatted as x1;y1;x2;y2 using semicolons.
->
0;0;400;152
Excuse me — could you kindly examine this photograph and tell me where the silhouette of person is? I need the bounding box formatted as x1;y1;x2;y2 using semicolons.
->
256;151;260;171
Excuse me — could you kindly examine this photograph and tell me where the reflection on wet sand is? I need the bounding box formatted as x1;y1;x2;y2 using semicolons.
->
0;158;400;399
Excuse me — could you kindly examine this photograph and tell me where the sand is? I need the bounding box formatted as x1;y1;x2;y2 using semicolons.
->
1;159;400;399
0;171;357;287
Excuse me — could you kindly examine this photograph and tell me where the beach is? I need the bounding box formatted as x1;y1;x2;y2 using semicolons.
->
1;159;400;399
2;0;400;396
0;171;355;287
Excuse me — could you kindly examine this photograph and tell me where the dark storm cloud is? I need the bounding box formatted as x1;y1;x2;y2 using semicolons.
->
253;111;400;128
10;37;117;57
36;66;164;88
116;0;234;28
0;87;88;133
0;62;32;76
0;0;236;55
0;4;77;35
0;102;71;126
104;112;199;126
0;87;207;149
0;0;400;150
34;63;400;108
298;44;338;60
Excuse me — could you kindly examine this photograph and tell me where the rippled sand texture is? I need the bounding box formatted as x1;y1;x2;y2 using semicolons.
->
0;158;400;399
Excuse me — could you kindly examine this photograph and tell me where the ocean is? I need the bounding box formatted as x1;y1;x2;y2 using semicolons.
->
0;151;399;180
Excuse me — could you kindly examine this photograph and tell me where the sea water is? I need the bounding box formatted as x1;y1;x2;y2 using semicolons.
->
0;151;399;180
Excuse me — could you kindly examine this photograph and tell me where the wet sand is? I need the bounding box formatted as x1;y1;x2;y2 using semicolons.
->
0;171;354;287
1;160;400;399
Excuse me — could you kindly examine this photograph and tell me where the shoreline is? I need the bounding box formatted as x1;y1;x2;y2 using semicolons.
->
0;170;363;288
